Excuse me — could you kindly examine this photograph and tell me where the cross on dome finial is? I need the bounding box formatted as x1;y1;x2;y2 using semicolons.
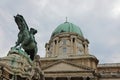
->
65;17;68;22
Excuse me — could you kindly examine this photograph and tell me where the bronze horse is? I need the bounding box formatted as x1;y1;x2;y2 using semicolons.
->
14;14;37;60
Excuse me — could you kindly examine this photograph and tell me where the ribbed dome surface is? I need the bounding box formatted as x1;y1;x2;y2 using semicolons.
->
51;22;83;37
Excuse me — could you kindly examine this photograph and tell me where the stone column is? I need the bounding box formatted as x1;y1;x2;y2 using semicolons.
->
83;39;89;55
70;38;73;54
56;38;59;57
72;37;77;54
54;37;59;56
74;38;77;54
53;41;55;57
87;59;91;67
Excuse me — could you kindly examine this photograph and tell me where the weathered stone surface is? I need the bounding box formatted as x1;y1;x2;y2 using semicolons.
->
0;48;44;80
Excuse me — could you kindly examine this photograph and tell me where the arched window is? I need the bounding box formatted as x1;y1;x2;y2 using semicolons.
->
48;48;49;50
73;38;75;43
54;40;57;44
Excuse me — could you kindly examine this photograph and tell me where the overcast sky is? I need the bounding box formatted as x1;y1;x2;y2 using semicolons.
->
0;0;120;63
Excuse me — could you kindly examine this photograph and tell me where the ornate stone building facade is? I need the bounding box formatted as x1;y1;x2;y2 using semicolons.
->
40;21;120;80
0;18;120;80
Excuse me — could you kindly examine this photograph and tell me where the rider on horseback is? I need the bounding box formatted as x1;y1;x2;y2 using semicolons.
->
14;14;38;60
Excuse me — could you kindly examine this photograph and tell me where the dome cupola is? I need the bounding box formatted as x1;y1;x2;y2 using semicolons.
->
51;22;83;38
45;21;90;58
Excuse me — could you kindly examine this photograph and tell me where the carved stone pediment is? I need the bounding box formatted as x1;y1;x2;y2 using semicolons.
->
43;60;93;72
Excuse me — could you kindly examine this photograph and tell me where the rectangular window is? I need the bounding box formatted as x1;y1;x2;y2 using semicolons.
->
63;40;66;45
63;47;67;53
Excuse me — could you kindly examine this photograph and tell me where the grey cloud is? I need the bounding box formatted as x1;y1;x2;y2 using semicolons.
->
0;0;120;63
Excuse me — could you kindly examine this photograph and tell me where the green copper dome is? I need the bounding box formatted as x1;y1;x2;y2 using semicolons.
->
51;22;83;37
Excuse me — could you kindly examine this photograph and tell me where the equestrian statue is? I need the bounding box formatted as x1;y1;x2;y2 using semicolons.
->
14;14;38;60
